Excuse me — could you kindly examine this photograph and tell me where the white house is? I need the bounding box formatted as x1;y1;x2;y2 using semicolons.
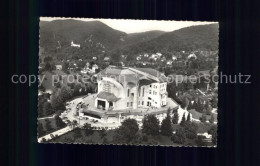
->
104;57;110;61
166;60;173;65
71;41;80;48
172;55;177;61
188;53;197;59
92;64;99;72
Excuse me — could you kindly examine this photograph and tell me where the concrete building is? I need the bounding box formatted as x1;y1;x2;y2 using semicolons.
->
94;66;168;111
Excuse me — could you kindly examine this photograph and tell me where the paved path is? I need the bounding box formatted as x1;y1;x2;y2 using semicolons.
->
38;126;75;143
38;114;56;120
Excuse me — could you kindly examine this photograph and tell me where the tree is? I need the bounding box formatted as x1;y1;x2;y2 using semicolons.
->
83;123;94;136
43;102;54;116
55;115;66;128
38;123;45;137
171;128;186;144
183;122;198;139
44;62;52;71
209;114;215;124
180;113;186;126
44;56;53;63
62;62;69;72
187;113;191;122
142;114;160;136
113;119;139;143
45;119;53;131
51;91;64;111
187;101;194;110
210;96;218;108
200;114;207;123
160;115;173;136
59;85;73;102
195;98;204;113
73;83;82;96
172;111;179;124
208;125;217;145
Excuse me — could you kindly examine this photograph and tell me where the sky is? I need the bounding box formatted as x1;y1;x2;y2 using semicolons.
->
40;17;217;34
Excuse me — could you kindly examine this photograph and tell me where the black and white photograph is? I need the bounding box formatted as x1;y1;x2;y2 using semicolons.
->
38;17;218;146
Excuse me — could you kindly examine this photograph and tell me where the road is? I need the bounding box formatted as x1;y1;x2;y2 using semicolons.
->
38;126;74;143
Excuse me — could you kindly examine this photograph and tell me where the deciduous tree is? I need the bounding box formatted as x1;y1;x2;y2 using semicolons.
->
113;119;139;143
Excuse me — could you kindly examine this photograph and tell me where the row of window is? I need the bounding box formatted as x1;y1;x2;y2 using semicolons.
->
150;85;158;89
127;100;162;108
149;90;158;95
127;102;133;107
149;84;166;89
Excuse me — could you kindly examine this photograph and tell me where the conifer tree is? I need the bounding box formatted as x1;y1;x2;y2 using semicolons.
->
187;113;191;122
180;113;186;126
172;112;179;124
161;115;173;136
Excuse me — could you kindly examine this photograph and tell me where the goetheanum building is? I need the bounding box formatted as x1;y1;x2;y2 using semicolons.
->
95;66;168;111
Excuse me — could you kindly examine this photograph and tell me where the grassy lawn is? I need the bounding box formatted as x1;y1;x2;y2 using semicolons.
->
38;118;65;137
49;123;216;146
193;121;217;133
50;128;114;143
50;128;181;146
188;109;217;122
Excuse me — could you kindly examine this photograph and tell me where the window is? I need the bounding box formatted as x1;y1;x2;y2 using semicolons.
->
150;85;152;87
148;97;151;100
130;102;133;106
142;88;145;97
149;90;152;94
127;89;130;97
138;101;140;105
142;101;144;105
127;102;129;107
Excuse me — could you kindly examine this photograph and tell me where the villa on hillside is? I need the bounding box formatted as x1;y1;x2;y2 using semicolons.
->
95;66;168;111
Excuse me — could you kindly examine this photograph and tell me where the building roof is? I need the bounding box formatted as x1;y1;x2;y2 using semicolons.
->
98;66;167;83
97;92;120;102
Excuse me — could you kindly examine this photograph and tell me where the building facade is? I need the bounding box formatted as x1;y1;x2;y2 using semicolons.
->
94;66;168;111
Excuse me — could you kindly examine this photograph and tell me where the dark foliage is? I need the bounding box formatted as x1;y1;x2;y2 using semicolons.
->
142;114;160;136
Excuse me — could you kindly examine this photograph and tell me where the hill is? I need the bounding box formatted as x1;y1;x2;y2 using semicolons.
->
122;30;165;46
116;23;219;57
39;20;218;61
40;19;127;59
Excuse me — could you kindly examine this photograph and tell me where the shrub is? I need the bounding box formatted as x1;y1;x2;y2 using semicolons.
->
171;128;186;144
